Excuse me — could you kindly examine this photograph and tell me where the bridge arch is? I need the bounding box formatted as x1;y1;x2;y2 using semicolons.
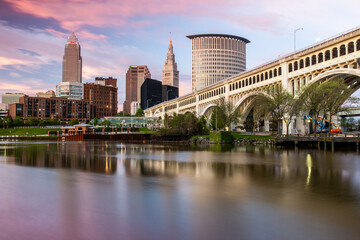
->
308;68;360;86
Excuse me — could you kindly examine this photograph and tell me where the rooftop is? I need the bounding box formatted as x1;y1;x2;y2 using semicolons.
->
186;34;250;43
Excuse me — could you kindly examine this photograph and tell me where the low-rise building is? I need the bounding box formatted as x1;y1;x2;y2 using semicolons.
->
36;90;56;98
83;79;118;118
56;82;84;100
2;93;25;105
9;95;95;122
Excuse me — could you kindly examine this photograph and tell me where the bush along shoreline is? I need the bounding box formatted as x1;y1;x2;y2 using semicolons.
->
190;132;273;145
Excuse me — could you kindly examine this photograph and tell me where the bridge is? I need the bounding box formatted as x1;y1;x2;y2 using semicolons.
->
145;26;360;134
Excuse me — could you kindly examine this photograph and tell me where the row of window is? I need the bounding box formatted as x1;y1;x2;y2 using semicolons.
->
199;87;226;101
165;104;177;111
179;97;196;107
289;39;360;72
229;67;283;91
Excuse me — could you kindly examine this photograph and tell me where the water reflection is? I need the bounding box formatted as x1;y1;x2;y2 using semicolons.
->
0;142;117;174
1;142;360;239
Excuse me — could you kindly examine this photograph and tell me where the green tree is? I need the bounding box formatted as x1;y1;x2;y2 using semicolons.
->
100;120;111;127
13;117;24;127
93;117;99;126
210;108;225;130
319;79;356;132
214;98;242;131
254;84;294;135
166;112;208;136
136;108;144;116
26;117;39;126
3;116;13;128
299;78;357;133
69;119;79;125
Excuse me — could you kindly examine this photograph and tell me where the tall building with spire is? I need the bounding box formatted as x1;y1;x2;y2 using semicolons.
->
162;40;179;87
57;32;83;100
62;32;82;83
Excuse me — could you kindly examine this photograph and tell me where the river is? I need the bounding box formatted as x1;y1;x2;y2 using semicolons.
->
1;141;360;240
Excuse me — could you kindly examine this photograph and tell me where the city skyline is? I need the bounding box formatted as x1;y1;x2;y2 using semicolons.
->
0;0;359;111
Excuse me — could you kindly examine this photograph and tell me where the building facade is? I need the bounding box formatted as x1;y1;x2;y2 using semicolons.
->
83;80;118;118
56;82;84;100
162;40;179;87
187;34;250;91
62;32;82;83
1;93;25;105
36;90;56;98
95;77;117;87
140;78;163;110
123;65;151;113
162;85;179;102
9;96;95;122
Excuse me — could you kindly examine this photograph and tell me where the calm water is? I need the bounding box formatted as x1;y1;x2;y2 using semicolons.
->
1;141;360;240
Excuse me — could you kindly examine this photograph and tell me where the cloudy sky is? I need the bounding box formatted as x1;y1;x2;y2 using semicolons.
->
0;0;359;110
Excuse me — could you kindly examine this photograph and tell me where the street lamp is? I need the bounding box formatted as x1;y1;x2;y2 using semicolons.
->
294;28;304;51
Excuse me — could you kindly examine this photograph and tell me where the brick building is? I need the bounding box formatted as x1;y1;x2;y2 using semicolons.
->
9;95;95;122
83;78;118;118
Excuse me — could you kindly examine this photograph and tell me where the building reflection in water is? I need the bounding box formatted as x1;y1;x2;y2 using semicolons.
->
0;142;117;174
0;142;360;201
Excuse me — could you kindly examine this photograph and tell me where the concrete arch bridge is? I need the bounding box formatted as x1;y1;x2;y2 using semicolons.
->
145;27;360;134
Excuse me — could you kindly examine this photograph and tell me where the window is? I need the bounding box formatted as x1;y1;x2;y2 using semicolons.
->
311;55;317;65
340;44;346;56
325;50;331;61
300;59;304;69
294;61;298;71
305;57;310;67
288;63;293;72
318;52;324;63
332;47;338;58
348;42;355;53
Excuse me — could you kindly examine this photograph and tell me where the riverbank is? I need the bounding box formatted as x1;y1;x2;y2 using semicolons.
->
0;128;60;136
190;132;273;145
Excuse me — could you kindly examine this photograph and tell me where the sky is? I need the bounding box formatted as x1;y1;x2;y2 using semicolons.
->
0;0;359;111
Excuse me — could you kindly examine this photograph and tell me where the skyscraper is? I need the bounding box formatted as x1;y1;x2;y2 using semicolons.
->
57;32;83;99
62;32;82;83
187;34;250;91
123;66;151;114
162;40;179;87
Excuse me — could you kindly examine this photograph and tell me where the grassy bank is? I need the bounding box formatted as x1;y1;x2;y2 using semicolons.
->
191;132;273;144
0;128;60;136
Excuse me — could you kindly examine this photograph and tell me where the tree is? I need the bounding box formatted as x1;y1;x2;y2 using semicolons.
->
3;116;13;128
299;78;358;134
26;117;39;126
136;108;144;116
100;120;111;127
166;112;209;136
69;119;79;125
254;84;294;135
319;79;356;132
214;98;242;131
13;117;24;127
210;108;225;130
93;117;99;126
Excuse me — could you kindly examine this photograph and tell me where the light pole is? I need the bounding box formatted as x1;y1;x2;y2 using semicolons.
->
294;28;303;51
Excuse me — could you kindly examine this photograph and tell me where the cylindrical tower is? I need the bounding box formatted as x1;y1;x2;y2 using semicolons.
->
187;34;250;92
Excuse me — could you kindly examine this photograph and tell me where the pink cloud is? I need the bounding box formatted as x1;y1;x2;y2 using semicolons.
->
4;0;250;31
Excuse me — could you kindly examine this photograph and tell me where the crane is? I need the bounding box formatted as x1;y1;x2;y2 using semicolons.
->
317;117;342;134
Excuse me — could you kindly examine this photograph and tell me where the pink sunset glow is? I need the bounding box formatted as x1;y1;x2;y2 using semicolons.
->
0;0;359;111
